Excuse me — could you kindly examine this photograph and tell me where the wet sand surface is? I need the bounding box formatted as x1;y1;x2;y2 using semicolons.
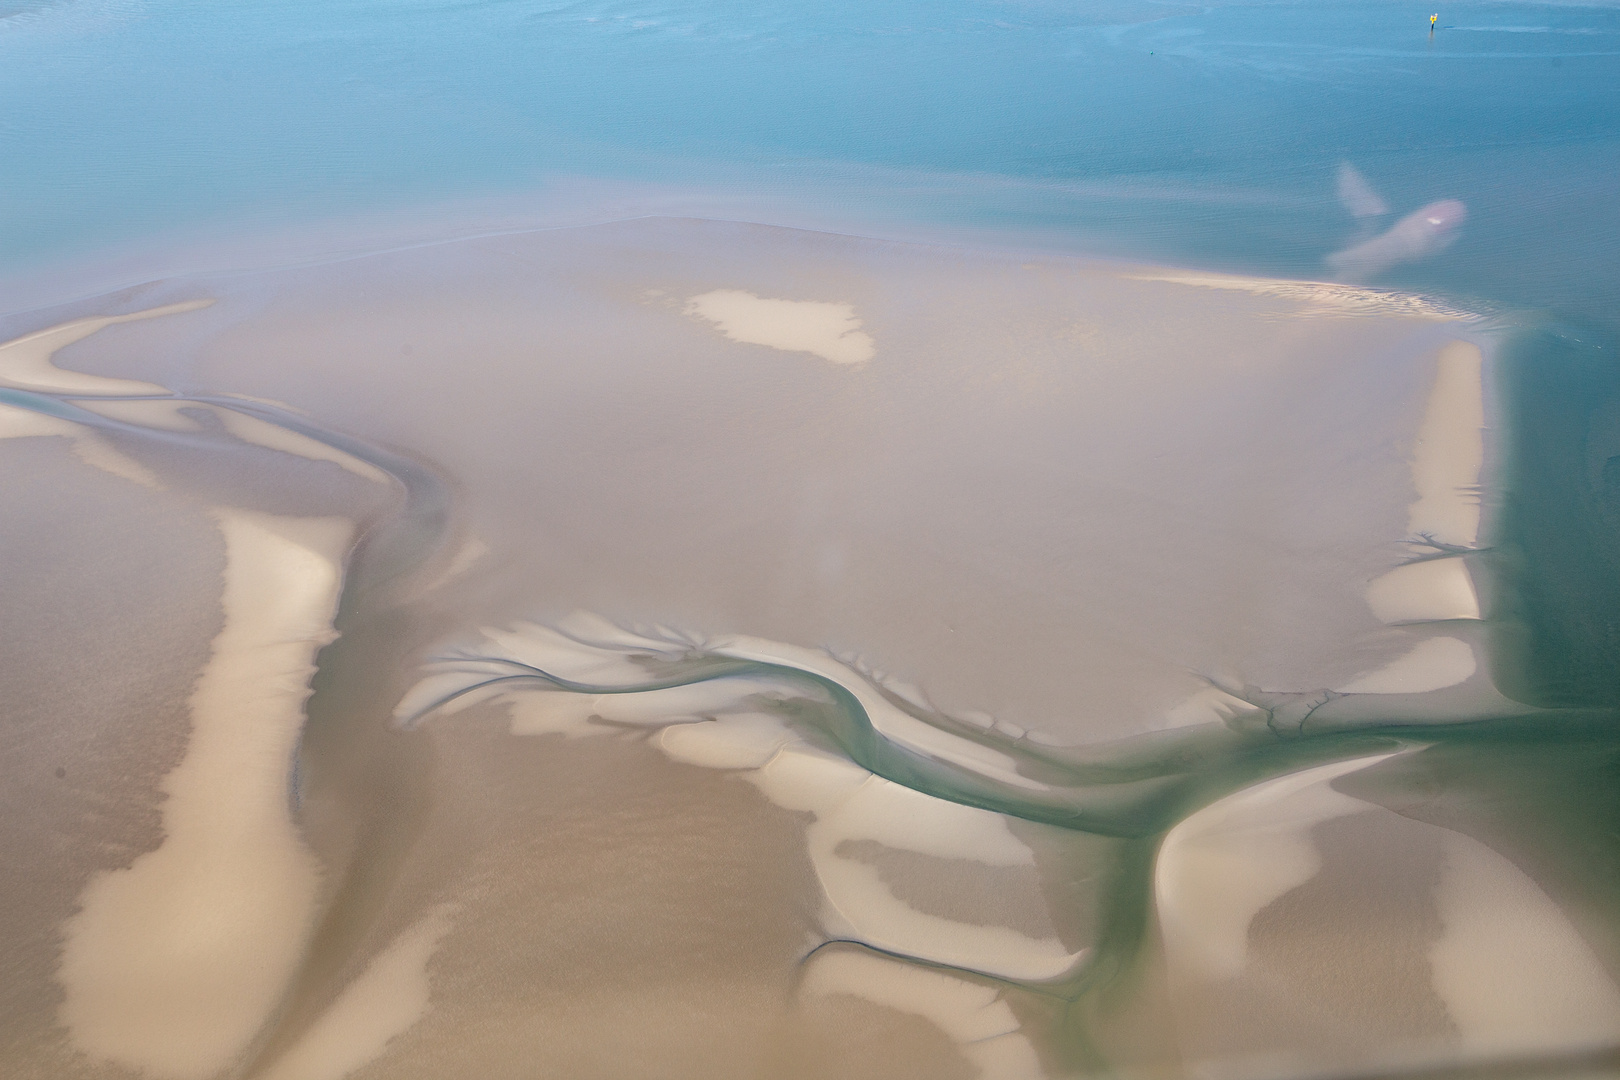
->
25;219;1499;737
2;218;1615;1079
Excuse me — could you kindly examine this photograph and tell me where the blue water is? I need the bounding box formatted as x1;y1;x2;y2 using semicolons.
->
3;0;1617;321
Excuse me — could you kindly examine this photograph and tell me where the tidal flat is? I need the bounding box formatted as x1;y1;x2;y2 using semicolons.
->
3;215;1616;1079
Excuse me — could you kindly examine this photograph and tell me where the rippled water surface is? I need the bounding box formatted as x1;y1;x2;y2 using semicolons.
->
2;2;1619;1078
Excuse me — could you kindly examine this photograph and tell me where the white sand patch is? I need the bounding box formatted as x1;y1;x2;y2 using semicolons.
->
254;906;457;1080
1365;559;1481;624
503;692;603;736
0;400;164;488
751;752;1080;981
68;435;164;489
0;308;217;493
1122;271;1475;320
0;300;208;395
686;289;875;365
215;408;390;484
658;713;795;770
799;950;1045;1080
1409;341;1485;547
1156;755;1397;983
57;511;352;1080
1335;636;1476;694
1431;832;1620;1055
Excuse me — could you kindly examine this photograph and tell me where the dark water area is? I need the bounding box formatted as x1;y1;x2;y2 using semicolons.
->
1490;324;1620;708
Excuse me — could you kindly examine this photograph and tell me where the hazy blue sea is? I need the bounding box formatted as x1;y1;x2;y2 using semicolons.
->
2;0;1617;321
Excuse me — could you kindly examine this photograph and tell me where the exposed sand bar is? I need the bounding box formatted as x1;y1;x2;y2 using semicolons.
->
0;301;211;395
57;512;352;1080
0;216;1539;1080
16;217;1508;744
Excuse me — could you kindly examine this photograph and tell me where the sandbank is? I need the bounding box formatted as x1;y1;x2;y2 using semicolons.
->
1;216;1506;744
0;214;1533;1080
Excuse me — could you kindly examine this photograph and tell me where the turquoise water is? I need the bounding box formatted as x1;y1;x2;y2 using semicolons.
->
3;0;1618;318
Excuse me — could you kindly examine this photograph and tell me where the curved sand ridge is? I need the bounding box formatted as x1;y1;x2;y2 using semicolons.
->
0;303;442;1080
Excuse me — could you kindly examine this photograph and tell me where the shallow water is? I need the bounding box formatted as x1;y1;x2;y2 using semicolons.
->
4;0;1619;309
2;2;1619;1079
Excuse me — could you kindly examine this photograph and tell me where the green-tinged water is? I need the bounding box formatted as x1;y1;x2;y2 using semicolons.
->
1489;324;1620;708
